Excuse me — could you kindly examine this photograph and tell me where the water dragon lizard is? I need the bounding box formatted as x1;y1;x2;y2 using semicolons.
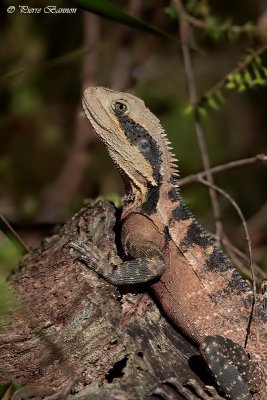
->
69;87;267;400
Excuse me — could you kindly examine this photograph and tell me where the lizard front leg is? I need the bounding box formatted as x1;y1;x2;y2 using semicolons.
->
67;211;167;285
66;239;166;285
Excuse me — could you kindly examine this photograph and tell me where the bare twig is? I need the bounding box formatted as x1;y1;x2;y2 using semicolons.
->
183;12;262;38
211;233;265;280
198;178;255;289
245;201;267;239
173;0;223;243
197;177;257;346
179;153;267;186
0;214;29;254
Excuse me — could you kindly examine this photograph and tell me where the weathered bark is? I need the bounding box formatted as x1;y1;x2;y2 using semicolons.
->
0;201;209;399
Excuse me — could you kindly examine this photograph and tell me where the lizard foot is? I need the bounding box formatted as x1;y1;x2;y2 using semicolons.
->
9;369;82;400
10;386;56;400
65;239;166;285
64;240;105;266
151;378;225;400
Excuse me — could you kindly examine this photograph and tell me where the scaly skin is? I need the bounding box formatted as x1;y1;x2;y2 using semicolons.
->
70;87;267;399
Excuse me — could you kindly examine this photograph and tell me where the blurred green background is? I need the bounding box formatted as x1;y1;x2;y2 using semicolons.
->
0;0;266;272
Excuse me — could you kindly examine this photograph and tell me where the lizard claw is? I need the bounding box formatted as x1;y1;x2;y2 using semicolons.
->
64;240;102;266
151;378;226;400
185;379;225;399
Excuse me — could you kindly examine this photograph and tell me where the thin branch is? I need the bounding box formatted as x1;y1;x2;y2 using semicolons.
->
211;233;265;280
173;0;223;243
182;13;205;29
183;12;263;38
179;153;267;186
246;201;267;237
0;214;29;255
198;178;255;288
197;177;257;346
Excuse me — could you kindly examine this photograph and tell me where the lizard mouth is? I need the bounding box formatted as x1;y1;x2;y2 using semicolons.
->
82;97;115;137
82;96;130;165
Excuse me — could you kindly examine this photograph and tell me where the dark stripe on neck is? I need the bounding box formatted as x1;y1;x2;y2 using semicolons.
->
117;114;162;215
182;219;212;249
171;197;213;249
172;200;192;221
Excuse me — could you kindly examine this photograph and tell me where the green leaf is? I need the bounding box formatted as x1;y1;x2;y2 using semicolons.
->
225;81;236;89
207;95;219;110
184;104;194;115
73;0;174;39
254;54;262;66
0;241;22;275
243;21;253;31
233;73;242;84
252;64;265;85
237;83;246;92
0;384;11;398
164;5;178;19
227;28;239;42
100;192;122;208
198;106;207;118
244;69;252;84
215;90;225;104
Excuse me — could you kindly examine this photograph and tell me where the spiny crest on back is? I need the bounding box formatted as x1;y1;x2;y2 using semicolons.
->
143;112;180;183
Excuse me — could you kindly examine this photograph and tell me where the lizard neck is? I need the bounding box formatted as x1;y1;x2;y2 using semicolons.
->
112;113;181;230
117;121;179;227
121;173;180;224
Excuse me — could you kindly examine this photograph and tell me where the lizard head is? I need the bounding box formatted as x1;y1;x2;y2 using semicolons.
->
82;87;178;216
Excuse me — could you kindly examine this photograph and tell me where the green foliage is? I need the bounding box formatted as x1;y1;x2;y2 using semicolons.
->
0;241;20;323
0;384;9;398
204;18;256;42
185;0;209;17
184;90;225;117
207;91;224;110
194;49;267;115
183;0;257;42
164;4;178;19
199;90;225;114
0;382;22;399
0;240;21;276
101;193;122;208
73;0;174;39
20;195;38;220
226;51;267;92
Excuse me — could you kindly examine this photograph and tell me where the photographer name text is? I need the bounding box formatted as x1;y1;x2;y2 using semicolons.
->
8;6;77;14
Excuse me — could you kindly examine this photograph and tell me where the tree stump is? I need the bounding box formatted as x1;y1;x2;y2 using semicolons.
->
0;201;211;399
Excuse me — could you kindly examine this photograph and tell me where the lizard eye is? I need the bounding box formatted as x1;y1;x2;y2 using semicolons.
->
112;100;129;115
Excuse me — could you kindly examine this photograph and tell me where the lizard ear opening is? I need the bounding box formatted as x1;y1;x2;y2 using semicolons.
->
111;100;130;115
